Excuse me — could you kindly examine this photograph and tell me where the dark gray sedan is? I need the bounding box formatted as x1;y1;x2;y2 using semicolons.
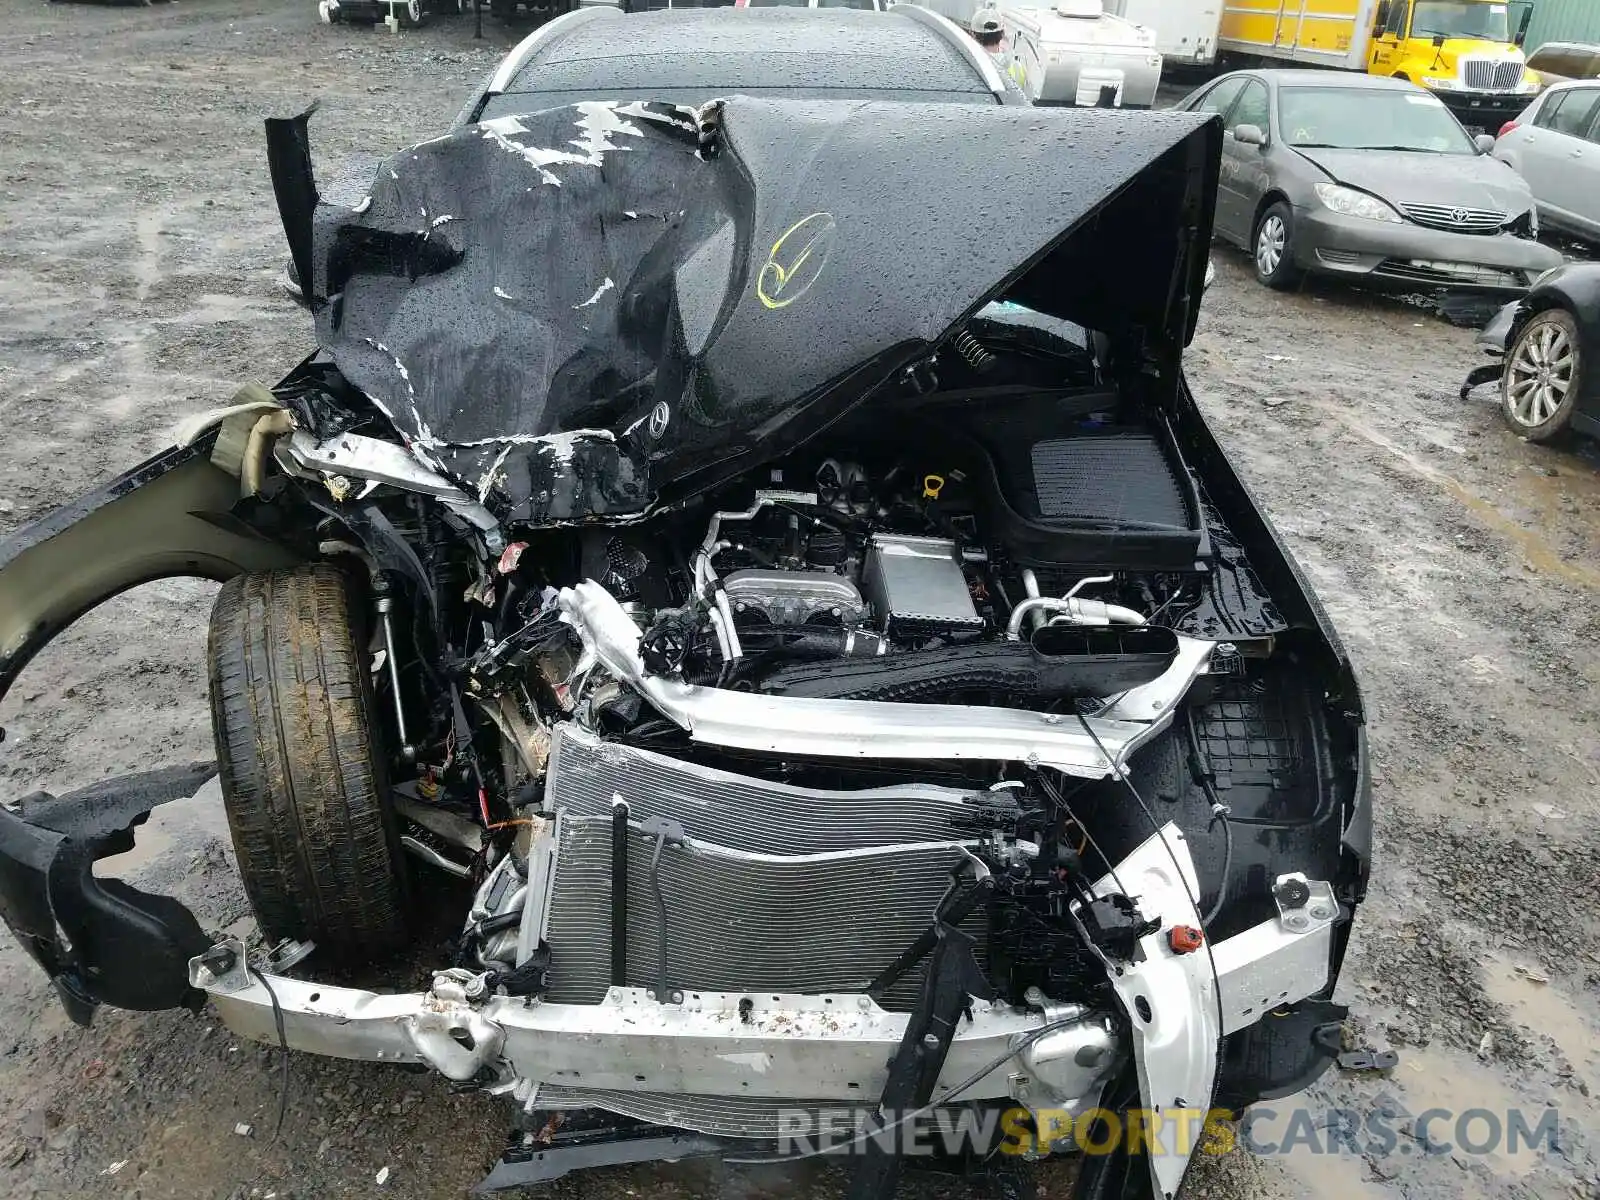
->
1175;70;1563;293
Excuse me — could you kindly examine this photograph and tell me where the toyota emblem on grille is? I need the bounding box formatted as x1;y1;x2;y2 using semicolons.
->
1451;208;1470;223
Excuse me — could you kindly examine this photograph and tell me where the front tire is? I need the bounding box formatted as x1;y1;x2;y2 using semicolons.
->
1501;308;1583;442
208;565;410;957
1253;201;1302;290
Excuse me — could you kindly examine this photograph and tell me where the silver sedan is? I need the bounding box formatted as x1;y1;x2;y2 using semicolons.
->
1175;69;1562;293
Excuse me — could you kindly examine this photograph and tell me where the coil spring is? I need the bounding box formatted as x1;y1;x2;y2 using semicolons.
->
951;328;996;373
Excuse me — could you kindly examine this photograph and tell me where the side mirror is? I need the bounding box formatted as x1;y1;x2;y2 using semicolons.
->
1515;5;1532;45
1375;0;1390;30
1433;32;1446;46
1475;132;1496;153
1233;123;1267;146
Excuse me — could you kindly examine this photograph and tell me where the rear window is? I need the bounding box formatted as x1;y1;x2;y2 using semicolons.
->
1535;86;1600;137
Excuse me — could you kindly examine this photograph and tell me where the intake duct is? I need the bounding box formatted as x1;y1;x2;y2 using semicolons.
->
759;625;1179;702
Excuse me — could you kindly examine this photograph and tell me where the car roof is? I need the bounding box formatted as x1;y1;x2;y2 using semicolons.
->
1209;68;1425;92
1537;77;1600;92
493;8;1000;101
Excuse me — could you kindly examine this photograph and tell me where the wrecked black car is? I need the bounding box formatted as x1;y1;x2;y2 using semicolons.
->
0;98;1370;1198
1461;263;1600;444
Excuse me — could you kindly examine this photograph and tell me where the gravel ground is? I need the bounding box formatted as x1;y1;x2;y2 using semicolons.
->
1;3;1598;1198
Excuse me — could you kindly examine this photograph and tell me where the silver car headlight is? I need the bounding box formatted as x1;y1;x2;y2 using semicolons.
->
1313;183;1403;223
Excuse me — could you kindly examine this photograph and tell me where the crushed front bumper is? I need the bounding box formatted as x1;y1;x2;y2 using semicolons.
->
1294;207;1562;293
181;826;1345;1195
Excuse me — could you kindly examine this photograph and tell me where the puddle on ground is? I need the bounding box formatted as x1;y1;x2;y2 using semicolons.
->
1273;1151;1393;1199
1482;953;1600;1079
1304;398;1600;590
91;774;230;880
1392;1043;1583;1179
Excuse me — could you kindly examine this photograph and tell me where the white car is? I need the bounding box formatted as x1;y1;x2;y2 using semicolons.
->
1493;79;1600;244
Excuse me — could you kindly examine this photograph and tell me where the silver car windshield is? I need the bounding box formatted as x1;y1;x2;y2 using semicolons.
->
1280;86;1478;154
1409;0;1511;41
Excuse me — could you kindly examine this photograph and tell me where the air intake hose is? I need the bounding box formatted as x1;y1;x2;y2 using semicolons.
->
759;626;1179;702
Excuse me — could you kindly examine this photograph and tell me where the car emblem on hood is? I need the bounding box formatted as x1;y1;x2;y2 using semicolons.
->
1451;208;1470;223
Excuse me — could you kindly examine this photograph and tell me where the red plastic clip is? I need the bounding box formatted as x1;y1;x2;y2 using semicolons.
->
1168;925;1204;954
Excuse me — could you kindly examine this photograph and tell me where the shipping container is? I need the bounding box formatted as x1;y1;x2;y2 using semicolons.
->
1524;0;1600;54
1217;0;1378;68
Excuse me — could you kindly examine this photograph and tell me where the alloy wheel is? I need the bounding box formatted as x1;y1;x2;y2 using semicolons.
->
1506;318;1575;428
1256;215;1286;278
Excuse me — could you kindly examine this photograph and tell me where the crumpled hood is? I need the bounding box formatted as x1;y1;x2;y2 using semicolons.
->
1294;146;1533;217
291;98;1218;523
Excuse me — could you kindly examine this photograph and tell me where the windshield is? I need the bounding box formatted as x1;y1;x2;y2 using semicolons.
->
1280;86;1477;153
1409;1;1510;42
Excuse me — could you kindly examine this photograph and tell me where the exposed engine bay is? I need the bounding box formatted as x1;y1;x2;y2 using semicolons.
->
0;98;1370;1200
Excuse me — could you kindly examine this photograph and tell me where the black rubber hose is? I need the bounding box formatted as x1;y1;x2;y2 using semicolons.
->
734;626;890;662
760;626;1178;702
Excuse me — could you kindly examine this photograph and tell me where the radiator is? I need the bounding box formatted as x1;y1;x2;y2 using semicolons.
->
540;728;988;1010
544;725;978;851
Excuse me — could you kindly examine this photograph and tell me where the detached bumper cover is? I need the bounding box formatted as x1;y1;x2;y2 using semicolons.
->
0;765;218;1025
1294;207;1562;292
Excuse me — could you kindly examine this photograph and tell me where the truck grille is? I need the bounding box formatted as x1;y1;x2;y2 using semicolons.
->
1400;203;1507;234
1461;59;1524;90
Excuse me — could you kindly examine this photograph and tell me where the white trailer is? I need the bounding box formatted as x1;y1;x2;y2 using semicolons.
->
1107;0;1221;69
1002;0;1164;107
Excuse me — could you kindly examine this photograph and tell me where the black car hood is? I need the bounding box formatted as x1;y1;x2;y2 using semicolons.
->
287;98;1218;523
1293;146;1533;216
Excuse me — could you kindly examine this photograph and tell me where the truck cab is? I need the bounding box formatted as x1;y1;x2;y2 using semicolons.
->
1367;0;1539;126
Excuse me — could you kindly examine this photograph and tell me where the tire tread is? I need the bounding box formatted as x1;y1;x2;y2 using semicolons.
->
207;565;408;954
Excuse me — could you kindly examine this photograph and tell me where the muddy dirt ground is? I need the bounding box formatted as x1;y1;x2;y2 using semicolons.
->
1;2;1598;1198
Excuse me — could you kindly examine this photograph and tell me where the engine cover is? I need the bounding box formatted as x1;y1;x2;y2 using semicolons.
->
721;568;867;626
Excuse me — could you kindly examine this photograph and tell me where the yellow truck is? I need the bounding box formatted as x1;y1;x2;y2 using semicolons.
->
1219;0;1541;128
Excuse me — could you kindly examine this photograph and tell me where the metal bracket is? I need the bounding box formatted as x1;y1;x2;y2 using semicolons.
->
1272;872;1338;933
848;921;992;1200
867;854;993;999
1338;1049;1399;1073
639;815;685;1005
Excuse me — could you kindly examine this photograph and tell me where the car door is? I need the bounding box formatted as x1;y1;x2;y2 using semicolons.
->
1369;0;1409;75
1182;76;1249;241
1215;80;1271;243
1516;85;1600;230
1573;98;1600;239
